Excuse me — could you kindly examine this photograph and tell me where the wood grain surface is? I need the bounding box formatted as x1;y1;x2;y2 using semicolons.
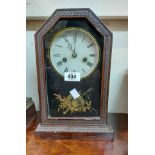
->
26;113;128;155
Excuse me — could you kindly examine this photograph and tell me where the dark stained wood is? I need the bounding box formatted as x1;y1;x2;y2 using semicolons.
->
27;113;128;155
34;124;114;141
34;9;113;137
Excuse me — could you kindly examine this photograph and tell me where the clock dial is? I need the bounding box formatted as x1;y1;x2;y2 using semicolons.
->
49;28;100;78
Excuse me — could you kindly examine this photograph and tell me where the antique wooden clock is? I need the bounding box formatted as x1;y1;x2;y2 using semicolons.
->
35;8;113;140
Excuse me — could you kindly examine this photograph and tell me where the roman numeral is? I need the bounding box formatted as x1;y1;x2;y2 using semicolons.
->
56;45;62;48
57;61;62;67
89;54;96;57
82;36;85;42
86;61;93;67
64;67;68;72
62;35;68;43
87;43;93;48
82;69;86;72
53;54;61;57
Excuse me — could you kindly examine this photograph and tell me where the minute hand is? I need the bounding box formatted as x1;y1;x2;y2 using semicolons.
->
73;33;77;54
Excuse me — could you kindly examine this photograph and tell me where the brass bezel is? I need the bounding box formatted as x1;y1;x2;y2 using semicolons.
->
47;27;101;80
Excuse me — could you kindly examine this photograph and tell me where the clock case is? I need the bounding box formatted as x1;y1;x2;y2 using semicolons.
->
34;8;114;141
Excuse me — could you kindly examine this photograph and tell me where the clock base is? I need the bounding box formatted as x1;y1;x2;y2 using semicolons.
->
35;122;114;141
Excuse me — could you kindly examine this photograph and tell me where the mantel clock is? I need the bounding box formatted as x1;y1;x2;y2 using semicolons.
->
35;8;113;140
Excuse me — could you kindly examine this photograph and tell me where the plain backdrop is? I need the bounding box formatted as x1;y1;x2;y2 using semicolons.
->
26;0;128;113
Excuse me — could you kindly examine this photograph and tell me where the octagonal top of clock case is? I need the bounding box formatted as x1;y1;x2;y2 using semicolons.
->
35;8;112;40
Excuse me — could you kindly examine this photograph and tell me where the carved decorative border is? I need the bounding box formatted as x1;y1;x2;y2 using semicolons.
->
35;8;112;126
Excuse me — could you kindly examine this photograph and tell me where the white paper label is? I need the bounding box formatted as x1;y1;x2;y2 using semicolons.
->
69;88;80;99
64;72;80;82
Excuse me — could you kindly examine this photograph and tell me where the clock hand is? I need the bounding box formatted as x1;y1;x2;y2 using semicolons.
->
72;42;77;58
62;35;77;58
72;33;77;58
62;35;74;52
68;43;73;52
73;33;77;54
72;50;77;58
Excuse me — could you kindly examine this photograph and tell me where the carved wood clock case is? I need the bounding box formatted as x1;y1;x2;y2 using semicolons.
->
34;8;114;140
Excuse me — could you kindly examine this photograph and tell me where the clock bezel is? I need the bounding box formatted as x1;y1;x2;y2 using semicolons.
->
48;27;101;79
35;8;112;126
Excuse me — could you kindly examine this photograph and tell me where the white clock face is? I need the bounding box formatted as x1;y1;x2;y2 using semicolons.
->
49;28;100;78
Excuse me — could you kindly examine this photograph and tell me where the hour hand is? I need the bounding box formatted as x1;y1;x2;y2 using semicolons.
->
68;43;72;51
62;35;73;51
72;48;77;58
